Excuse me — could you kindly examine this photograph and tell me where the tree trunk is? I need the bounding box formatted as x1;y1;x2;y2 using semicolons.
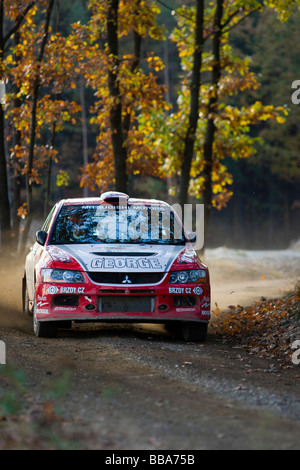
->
80;80;89;197
107;0;127;194
11;30;23;250
178;0;204;209
44;123;56;218
202;0;223;246
122;21;141;141
0;103;11;252
0;0;36;254
0;3;11;253
20;0;55;253
20;79;39;252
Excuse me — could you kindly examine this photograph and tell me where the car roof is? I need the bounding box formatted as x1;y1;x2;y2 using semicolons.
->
60;196;171;208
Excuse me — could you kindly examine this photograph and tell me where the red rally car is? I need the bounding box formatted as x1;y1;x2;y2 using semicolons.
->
23;192;211;341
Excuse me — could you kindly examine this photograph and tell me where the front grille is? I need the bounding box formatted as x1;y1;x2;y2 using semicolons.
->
87;272;165;285
99;296;155;313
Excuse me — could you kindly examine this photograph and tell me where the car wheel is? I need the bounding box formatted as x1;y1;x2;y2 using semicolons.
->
33;294;57;338
164;322;181;334
22;278;32;317
181;322;208;342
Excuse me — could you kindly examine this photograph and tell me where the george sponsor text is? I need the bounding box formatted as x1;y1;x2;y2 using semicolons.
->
91;257;162;270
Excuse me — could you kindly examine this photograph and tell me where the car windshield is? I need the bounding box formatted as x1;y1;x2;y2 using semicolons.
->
50;204;186;245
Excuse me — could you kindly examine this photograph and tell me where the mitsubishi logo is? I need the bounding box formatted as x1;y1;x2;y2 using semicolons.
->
122;275;132;284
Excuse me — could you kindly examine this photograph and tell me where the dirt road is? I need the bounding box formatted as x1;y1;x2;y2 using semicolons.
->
0;247;300;450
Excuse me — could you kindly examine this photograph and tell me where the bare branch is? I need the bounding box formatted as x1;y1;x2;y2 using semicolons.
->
222;7;261;34
3;1;36;45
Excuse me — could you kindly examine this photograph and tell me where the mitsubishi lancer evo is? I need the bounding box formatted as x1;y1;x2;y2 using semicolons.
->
23;192;211;341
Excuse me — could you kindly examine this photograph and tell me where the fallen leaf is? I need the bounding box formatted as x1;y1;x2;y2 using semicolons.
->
43;401;60;422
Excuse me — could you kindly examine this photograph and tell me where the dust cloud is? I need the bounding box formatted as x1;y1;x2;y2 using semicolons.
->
204;244;300;312
0;253;29;330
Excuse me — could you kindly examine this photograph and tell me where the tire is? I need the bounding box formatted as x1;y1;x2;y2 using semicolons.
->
33;294;57;338
22;276;32;317
22;279;32;317
58;321;72;329
164;322;181;335
181;322;208;342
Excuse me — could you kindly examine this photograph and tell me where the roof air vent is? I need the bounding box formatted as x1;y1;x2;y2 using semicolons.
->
100;191;129;204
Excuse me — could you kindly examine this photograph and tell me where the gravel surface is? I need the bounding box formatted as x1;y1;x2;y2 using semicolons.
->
0;247;299;450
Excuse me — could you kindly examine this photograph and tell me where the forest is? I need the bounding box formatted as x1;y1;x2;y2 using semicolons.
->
0;0;299;254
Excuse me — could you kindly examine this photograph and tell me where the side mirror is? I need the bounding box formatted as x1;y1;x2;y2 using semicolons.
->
187;232;197;243
36;230;47;246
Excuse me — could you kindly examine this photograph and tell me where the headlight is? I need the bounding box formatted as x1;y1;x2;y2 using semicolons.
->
169;269;206;284
41;269;85;283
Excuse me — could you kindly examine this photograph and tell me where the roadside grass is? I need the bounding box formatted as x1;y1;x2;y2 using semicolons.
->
0;366;78;449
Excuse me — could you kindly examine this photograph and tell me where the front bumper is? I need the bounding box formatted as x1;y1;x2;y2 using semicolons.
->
35;282;211;324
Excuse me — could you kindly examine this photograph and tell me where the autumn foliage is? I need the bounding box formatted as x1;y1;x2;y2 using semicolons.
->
79;0;168;193
0;0;299;252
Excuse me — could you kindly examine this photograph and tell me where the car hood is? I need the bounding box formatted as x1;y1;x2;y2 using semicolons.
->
48;243;201;273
